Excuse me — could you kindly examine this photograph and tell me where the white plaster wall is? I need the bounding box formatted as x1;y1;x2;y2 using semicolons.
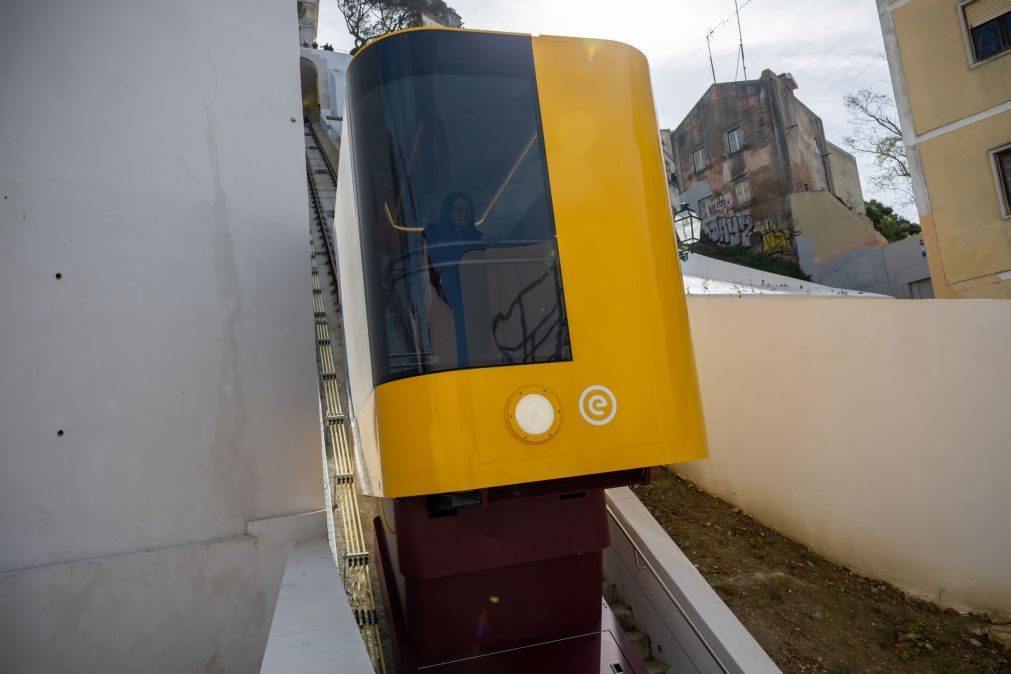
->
300;48;351;141
677;298;1011;614
0;0;326;670
0;512;326;674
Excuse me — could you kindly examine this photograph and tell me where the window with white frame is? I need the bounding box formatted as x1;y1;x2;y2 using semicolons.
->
994;144;1011;217
962;0;1011;62
692;147;708;173
733;178;752;207
727;127;744;154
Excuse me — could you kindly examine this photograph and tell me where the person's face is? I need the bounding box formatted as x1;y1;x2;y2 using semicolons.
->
449;198;472;227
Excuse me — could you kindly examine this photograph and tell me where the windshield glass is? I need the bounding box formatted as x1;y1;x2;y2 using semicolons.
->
347;31;572;385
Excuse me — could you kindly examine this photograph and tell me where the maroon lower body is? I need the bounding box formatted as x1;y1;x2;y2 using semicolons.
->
373;469;650;672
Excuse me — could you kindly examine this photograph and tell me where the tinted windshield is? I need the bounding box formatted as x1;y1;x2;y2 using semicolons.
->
347;31;572;385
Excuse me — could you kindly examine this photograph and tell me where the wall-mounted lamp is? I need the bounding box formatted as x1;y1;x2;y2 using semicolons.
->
673;202;702;262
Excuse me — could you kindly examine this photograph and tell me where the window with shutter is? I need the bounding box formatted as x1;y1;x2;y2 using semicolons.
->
962;0;1011;61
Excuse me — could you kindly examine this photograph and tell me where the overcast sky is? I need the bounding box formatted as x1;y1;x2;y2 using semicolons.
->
316;0;911;216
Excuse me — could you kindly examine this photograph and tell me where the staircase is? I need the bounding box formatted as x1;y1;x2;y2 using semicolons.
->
604;580;672;674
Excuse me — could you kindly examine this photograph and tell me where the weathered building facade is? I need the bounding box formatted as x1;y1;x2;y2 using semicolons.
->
877;0;1011;299
668;70;899;291
659;131;681;210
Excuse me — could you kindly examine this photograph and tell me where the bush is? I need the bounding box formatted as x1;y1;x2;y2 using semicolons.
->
688;237;811;281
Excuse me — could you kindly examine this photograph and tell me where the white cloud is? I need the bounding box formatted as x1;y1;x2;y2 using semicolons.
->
317;0;915;217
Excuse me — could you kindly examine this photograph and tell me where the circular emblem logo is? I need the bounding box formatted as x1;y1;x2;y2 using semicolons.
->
578;385;617;426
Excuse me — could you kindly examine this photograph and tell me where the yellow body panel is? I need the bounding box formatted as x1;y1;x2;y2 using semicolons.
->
363;33;707;497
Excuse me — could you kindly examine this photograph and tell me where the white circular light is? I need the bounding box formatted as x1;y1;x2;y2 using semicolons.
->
514;393;556;436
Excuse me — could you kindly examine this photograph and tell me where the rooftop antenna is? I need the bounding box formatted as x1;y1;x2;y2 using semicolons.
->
705;30;717;84
707;0;756;83
734;0;748;80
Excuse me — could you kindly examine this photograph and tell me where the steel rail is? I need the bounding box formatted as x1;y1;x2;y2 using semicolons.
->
305;125;387;673
305;121;340;289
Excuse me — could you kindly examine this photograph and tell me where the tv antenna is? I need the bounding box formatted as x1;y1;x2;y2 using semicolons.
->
734;0;748;81
705;0;756;83
705;30;717;84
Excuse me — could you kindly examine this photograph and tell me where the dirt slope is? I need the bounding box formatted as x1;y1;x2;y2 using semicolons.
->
632;469;1011;673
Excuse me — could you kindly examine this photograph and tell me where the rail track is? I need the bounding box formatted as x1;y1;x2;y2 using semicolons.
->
304;118;387;673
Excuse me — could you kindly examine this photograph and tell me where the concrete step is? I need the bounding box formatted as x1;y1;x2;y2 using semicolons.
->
624;629;651;662
605;580;671;673
642;658;672;674
610;602;635;631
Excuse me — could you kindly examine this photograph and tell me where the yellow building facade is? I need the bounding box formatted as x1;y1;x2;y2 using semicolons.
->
878;0;1011;298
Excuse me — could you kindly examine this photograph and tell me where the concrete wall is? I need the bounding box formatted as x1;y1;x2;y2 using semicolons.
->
825;141;865;212
792;191;890;293
882;235;932;299
0;1;325;671
677;297;1011;614
659;129;681;209
773;80;832;195
261;537;373;673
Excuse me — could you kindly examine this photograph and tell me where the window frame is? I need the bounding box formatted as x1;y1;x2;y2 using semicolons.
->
727;126;745;155
732;176;752;208
958;0;1011;67
990;142;1011;219
692;146;709;174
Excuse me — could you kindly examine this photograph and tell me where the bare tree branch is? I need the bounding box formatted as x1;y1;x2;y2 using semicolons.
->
843;88;913;206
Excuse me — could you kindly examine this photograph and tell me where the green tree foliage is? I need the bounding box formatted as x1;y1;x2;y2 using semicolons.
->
337;0;456;49
864;199;921;242
843;89;913;206
688;235;812;282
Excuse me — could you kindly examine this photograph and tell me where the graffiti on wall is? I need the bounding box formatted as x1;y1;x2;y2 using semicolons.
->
699;191;735;220
712;192;734;216
703;214;754;247
698;190;754;247
754;219;796;256
696;191;796;255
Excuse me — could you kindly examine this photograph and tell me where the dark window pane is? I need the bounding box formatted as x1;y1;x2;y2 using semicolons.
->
998;149;1011;209
347;31;571;385
972;20;1004;60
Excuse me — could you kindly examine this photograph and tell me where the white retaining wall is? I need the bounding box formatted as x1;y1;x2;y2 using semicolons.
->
0;1;325;671
678;297;1011;614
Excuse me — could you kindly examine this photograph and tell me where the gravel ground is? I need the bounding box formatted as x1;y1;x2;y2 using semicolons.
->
632;468;1011;673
